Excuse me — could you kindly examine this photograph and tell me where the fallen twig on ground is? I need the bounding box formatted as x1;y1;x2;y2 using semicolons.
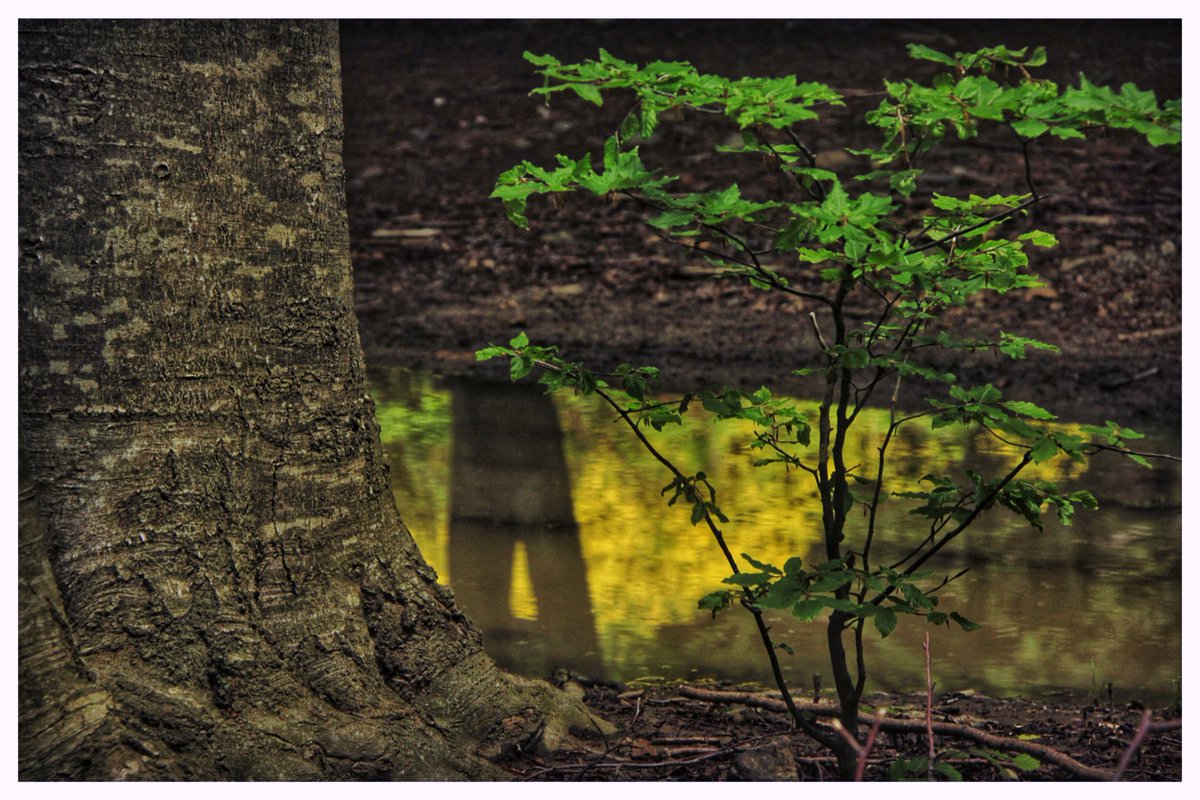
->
678;685;1181;781
521;728;798;778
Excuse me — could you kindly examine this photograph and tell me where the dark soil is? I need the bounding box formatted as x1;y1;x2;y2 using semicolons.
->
496;679;1182;781
340;19;1180;428
337;21;1182;781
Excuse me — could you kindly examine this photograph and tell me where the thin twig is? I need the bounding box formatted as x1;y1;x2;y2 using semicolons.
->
1087;443;1181;463
832;710;888;781
809;312;830;350
924;632;936;781
1111;709;1153;781
753;126;823;201
907;194;1046;254
857;713;885;781
923;567;971;596
872;452;1033;602
628;192;834;306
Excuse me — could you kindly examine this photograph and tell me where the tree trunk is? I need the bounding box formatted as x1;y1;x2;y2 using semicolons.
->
18;19;605;780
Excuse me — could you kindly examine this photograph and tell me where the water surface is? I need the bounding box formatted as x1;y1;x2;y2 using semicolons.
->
373;370;1181;704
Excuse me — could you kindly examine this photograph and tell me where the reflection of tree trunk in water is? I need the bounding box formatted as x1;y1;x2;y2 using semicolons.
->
449;381;604;677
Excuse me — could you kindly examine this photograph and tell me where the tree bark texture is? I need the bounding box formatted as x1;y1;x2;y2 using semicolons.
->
19;20;602;780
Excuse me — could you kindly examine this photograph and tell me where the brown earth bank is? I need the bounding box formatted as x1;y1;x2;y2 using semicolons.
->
495;678;1182;781
340;19;1181;431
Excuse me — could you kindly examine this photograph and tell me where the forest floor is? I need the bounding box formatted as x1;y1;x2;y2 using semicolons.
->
338;21;1183;781
497;679;1182;781
341;19;1181;428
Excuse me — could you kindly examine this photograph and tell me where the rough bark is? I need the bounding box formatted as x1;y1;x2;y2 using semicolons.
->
18;19;605;781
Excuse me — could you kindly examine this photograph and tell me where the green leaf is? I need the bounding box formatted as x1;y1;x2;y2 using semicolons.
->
1019;230;1058;248
843;235;868;261
757;576;806;609
603;135;620;170
596;48;633;69
510;355;533;381
822;181;850;217
1147;126;1181;146
570;83;604;106
907;43;958;65
475;345;507;361
902;583;936;611
889;169;922;196
934;762;963;781
523;51;561;67
741;554;782;575
649;209;695;229
1030;436;1059;463
949;611;982;632
791;598;825;622
841;347;870;369
999;332;1060;359
1128;452;1152;469
874;606;898;638
1049;124;1085;140
808;572;853;593
1010;753;1041;771
698;590;732;619
788;166;839;181
509;331;530;348
639;104;659;138
722;572;773;588
930;193;962;211
796;247;840;263
1004;400;1057;420
1011;119;1050;139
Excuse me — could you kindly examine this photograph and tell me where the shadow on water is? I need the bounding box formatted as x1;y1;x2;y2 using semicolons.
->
448;380;604;677
372;368;1181;704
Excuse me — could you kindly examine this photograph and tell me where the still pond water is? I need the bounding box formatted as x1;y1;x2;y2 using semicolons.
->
372;369;1181;704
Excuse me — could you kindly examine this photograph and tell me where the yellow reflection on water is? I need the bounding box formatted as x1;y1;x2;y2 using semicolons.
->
555;392;1090;676
372;370;1180;701
509;541;540;621
373;386;453;580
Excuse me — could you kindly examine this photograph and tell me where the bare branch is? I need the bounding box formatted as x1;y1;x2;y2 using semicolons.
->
873;453;1034;603
1088;443;1181;463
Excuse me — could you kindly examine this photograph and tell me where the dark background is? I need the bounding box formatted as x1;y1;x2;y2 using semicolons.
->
340;20;1181;426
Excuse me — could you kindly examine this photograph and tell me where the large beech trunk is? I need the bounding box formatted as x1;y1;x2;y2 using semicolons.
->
18;20;602;780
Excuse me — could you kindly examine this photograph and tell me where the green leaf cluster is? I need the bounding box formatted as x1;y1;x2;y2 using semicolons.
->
524;48;843;132
482;44;1179;763
660;470;729;526
858;43;1179;168
1082;419;1151;467
716;555;980;639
